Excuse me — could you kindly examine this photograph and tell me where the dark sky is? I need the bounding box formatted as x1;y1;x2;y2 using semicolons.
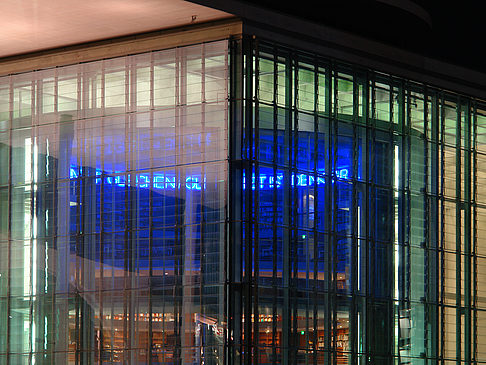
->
424;1;483;71
239;0;484;73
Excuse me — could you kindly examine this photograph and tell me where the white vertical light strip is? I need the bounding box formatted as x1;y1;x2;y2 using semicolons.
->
32;137;39;358
32;138;38;297
394;145;399;300
394;144;400;357
24;138;31;297
44;317;48;350
45;139;49;294
358;312;361;354
25;137;31;185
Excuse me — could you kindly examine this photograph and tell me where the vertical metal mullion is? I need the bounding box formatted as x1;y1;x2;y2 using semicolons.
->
27;76;36;365
49;69;59;364
175;47;183;363
429;90;440;364
464;101;472;364
398;79;407;364
80;63;97;364
122;57;131;360
358;72;369;362
271;45;279;365
423;88;430;359
130;56;139;364
130;58;138;362
472;104;478;365
228;36;244;365
406;87;412;331
439;95;446;365
199;44;207;362
368;75;376;361
291;55;299;365
323;60;332;365
103;61;116;363
242;37;254;365
75;69;84;365
253;40;260;365
5;76;13;365
98;62;105;364
389;78;398;363
221;40;230;365
312;60;319;365
350;69;359;365
455;100;462;365
331;67;338;365
281;47;292;365
148;51;154;365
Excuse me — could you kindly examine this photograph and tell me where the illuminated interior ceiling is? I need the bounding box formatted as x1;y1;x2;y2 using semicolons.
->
0;0;233;58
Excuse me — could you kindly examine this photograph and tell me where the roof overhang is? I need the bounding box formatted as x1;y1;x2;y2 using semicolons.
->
0;0;233;58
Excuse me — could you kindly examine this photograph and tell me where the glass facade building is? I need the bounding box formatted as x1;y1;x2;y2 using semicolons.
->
1;30;486;364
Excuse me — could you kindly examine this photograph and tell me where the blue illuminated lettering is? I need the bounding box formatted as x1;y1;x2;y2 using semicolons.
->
154;175;165;189
185;177;192;190
259;175;266;189
268;175;274;188
115;175;124;187
297;174;307;187
138;175;150;188
69;167;351;190
186;176;202;190
337;168;349;179
166;176;176;189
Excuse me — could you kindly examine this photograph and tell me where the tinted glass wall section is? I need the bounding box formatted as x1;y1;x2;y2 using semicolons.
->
228;38;486;365
0;40;229;364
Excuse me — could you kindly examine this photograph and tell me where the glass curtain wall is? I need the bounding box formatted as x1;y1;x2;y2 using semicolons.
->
0;40;229;364
2;34;486;365
228;37;486;365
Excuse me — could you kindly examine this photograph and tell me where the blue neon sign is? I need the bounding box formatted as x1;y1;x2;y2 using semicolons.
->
242;169;349;190
69;167;349;191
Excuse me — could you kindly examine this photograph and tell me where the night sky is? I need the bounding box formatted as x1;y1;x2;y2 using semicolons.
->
237;0;485;74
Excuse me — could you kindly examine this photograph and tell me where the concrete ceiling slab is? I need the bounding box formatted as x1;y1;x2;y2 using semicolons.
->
0;0;232;58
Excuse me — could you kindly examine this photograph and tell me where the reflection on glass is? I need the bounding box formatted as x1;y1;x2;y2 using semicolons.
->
0;41;228;364
228;40;483;365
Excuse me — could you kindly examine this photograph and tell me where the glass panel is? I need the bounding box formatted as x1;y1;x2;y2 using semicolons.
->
0;81;9;132
259;56;274;104
337;73;353;115
375;82;390;122
57;66;78;113
298;65;315;112
478;310;486;362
